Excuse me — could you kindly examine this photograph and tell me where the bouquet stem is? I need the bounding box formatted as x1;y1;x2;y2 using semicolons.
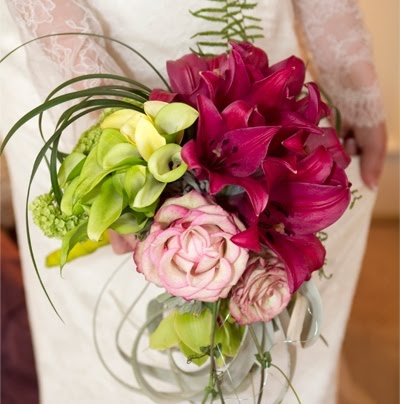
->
202;300;225;404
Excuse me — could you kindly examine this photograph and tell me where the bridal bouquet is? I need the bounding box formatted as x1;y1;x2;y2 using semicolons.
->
2;38;351;402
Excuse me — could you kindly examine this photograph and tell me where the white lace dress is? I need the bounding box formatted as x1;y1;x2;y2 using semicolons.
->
0;1;384;403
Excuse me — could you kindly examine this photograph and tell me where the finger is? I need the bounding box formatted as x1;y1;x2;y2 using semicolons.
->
357;125;387;190
344;137;359;156
109;230;135;254
360;144;386;190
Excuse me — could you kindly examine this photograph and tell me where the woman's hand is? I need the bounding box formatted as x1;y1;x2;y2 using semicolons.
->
108;230;138;254
341;122;387;190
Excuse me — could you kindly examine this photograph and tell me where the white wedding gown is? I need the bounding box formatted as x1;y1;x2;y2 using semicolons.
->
0;1;384;403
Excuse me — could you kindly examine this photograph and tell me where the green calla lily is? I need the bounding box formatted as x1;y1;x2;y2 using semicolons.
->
123;165;147;207
154;102;198;137
97;128;128;164
110;212;148;234
148;143;187;183
60;177;81;216
74;145;109;200
58;152;86;188
132;199;158;217
112;172;126;196
143;100;168;120
133;170;166;210
87;177;127;241
60;221;89;269
101;143;143;170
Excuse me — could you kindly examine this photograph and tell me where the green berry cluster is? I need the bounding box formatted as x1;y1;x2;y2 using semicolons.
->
73;109;118;155
30;193;87;239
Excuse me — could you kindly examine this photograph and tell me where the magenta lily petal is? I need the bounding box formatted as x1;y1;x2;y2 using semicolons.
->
291;147;333;184
149;89;179;103
224;49;252;103
250;66;295;112
281;130;309;155
269;173;351;234
266;56;306;96
280;111;324;134
231;224;261;252
263;156;297;191
196;95;226;154
295;83;330;124
305;128;351;169
200;70;223;102
261;232;325;292
219;126;280;177
221;100;254;131
181;139;203;176
327;161;351;186
209;172;268;216
167;53;210;94
230;42;269;76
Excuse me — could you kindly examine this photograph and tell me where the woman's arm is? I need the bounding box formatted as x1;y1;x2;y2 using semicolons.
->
5;0;123;87
293;0;387;189
6;0;133;252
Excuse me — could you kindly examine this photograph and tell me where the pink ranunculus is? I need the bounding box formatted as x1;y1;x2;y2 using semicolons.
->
229;254;291;325
134;191;249;302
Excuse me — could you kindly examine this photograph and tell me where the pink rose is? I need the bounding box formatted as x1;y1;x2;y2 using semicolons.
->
229;255;291;325
134;191;249;302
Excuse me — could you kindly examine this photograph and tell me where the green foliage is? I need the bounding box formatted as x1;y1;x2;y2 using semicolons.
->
190;0;263;56
73;109;119;155
30;192;87;239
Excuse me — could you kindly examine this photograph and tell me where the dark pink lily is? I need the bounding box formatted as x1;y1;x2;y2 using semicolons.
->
181;95;280;215
231;198;327;292
261;145;350;232
261;231;326;292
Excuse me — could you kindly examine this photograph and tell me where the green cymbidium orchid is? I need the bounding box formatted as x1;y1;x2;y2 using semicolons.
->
149;307;245;367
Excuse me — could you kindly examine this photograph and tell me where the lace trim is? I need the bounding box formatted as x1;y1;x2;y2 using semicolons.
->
6;0;122;88
294;0;385;127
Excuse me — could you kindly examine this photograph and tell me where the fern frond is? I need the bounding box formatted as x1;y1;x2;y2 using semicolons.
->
191;31;225;39
190;0;264;56
244;15;262;22
197;41;231;48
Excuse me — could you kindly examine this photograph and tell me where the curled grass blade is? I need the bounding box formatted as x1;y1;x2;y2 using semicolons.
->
0;32;171;91
24;100;143;319
1;87;146;154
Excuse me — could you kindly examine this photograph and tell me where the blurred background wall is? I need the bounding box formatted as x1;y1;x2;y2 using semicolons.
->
359;0;399;218
339;3;399;404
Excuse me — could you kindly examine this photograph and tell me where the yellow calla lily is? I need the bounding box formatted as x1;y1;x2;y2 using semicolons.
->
120;113;145;143
100;109;140;130
134;116;166;161
144;100;168;120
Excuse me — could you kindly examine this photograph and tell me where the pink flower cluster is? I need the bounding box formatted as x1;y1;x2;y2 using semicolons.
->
135;191;249;302
229;254;291;325
141;42;351;324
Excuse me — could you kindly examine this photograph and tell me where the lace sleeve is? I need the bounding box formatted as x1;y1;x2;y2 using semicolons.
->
293;0;385;128
5;0;123;87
